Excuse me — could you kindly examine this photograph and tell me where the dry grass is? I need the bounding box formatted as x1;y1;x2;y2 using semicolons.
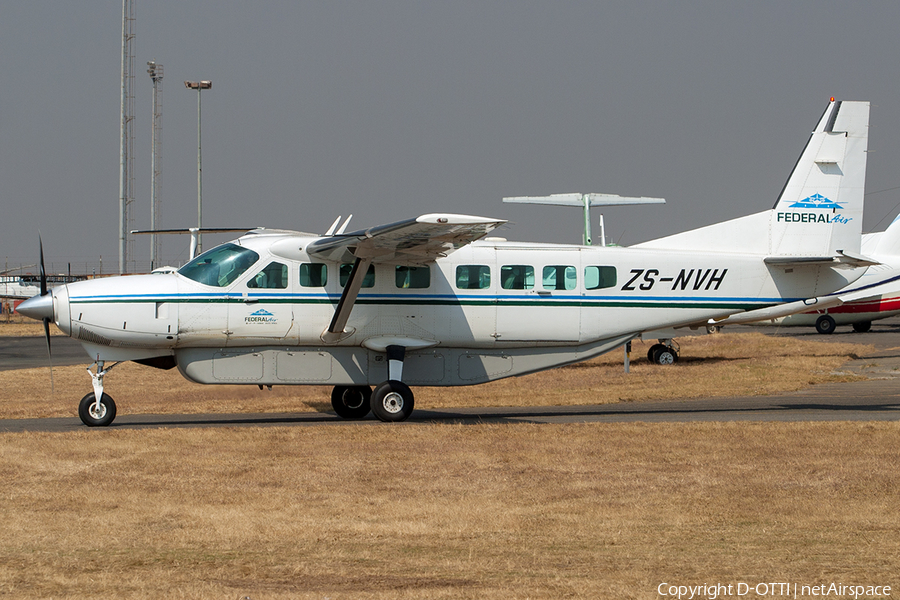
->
0;332;871;419
0;422;897;598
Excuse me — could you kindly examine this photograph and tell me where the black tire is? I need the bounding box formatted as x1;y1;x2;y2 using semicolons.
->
815;315;837;335
331;385;372;419
370;380;414;422
647;344;665;363
78;392;117;427
654;346;678;365
852;321;872;333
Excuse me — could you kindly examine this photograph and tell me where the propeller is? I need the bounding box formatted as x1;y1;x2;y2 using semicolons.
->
38;236;53;391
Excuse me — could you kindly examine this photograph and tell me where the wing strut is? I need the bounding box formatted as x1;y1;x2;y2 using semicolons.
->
322;257;372;343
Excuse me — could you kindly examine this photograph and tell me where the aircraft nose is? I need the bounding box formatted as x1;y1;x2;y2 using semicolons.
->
16;293;54;321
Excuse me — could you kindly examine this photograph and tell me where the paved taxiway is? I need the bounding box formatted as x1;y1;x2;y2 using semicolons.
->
2;318;900;432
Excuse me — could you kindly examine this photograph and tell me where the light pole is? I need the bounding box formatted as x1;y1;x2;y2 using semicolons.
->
184;80;212;254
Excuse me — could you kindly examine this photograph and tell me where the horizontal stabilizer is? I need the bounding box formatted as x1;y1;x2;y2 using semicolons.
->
763;250;878;268
503;194;665;207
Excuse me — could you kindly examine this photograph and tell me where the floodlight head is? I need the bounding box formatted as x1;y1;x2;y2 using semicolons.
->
184;80;212;90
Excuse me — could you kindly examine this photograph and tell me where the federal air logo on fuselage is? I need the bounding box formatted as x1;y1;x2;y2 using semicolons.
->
777;193;852;225
245;308;277;324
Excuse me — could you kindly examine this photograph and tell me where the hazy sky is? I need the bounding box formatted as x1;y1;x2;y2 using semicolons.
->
3;1;900;273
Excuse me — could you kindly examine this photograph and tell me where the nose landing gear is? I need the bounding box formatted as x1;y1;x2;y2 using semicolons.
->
79;361;121;427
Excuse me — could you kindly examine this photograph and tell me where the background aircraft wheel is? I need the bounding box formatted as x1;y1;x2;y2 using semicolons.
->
852;321;872;333
78;392;117;427
815;315;837;335
331;385;372;419
371;380;414;422
647;344;666;363
654;346;678;365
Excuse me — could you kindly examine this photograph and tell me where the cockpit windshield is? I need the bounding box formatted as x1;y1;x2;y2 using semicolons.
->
178;243;260;287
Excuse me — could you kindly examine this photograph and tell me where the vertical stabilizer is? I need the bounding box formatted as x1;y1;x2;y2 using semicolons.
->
770;100;869;256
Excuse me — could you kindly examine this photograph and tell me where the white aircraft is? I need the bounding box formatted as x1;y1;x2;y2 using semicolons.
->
18;99;875;426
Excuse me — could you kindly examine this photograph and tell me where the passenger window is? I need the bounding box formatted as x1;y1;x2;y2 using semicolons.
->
339;263;375;288
584;266;617;290
456;265;491;290
542;265;576;290
298;263;327;287
500;265;534;290
248;262;288;289
396;265;430;289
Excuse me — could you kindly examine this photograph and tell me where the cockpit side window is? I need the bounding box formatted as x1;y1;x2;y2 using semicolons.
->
178;243;260;287
299;263;328;287
249;262;289;289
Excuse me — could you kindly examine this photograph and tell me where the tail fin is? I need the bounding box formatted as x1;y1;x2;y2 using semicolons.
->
770;99;869;256
634;100;870;257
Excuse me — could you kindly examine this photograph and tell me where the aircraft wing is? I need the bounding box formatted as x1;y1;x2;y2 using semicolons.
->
306;213;506;265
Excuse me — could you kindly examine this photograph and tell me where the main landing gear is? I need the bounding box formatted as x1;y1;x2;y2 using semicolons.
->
647;339;679;365
815;314;837;335
79;361;121;427
331;345;416;422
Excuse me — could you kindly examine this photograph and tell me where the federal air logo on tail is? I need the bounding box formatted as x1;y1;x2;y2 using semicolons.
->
778;193;852;225
245;308;277;324
789;193;844;210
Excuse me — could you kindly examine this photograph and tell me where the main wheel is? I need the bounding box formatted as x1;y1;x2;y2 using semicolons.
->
370;380;414;422
647;344;666;363
331;385;372;419
815;314;837;335
654;346;678;365
852;321;872;333
78;392;117;427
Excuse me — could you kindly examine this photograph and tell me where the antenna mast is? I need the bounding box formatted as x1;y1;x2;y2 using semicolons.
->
118;0;135;274
148;61;163;270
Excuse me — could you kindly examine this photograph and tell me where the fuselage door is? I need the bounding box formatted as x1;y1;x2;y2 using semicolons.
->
226;260;296;345
495;248;581;342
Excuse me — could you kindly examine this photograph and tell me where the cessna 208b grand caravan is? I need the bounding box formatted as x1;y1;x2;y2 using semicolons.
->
18;99;875;426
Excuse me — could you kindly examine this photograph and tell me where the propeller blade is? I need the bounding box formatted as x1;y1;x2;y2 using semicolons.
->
43;317;54;393
43;317;52;357
39;235;47;296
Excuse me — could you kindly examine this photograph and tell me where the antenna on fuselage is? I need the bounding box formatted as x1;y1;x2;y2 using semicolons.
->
336;215;353;235
324;216;342;236
503;193;665;246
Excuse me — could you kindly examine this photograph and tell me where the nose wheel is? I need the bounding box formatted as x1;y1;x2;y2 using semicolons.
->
78;392;117;427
